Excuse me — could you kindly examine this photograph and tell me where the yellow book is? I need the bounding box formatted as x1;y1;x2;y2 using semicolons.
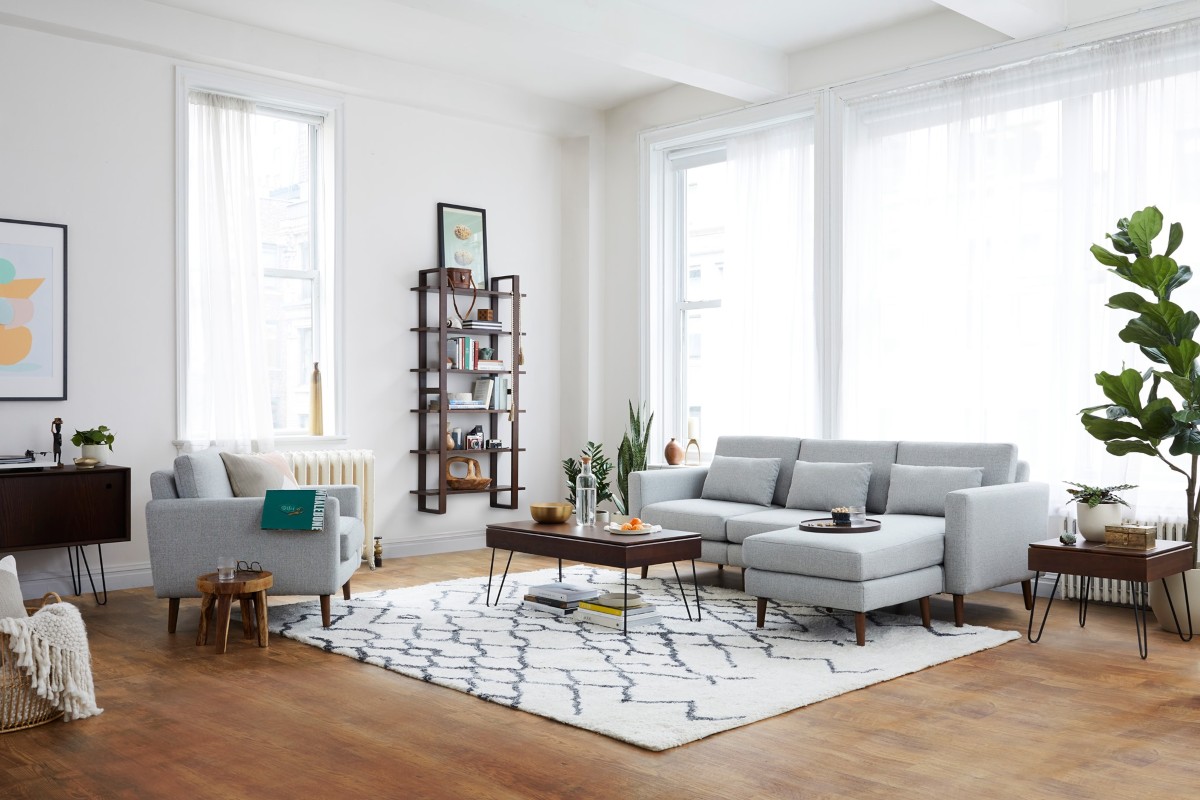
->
578;601;623;616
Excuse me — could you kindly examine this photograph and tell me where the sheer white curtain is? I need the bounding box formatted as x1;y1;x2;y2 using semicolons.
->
704;119;818;438
184;91;274;453
840;23;1200;517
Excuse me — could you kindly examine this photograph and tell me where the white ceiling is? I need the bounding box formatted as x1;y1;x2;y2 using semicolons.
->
143;0;1075;110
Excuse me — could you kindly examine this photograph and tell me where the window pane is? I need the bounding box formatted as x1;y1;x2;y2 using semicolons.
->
254;114;312;272
683;161;726;302
263;276;313;432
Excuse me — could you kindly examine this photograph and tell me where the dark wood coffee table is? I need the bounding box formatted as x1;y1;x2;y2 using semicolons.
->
1027;538;1194;658
484;519;702;632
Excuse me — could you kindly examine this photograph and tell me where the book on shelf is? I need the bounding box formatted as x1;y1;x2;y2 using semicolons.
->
471;378;494;406
476;360;506;372
462;321;502;330
521;599;575;616
528;582;601;603
448;401;487;409
574;608;662;629
577;600;657;617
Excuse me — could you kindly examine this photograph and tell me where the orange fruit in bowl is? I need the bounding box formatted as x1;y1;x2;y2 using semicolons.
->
620;523;634;531
630;517;642;527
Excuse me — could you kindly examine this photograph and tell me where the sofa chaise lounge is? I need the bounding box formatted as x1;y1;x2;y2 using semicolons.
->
630;437;1049;637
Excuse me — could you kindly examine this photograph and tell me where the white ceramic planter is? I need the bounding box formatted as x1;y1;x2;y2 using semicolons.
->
1148;569;1200;635
80;444;108;465
1075;502;1124;541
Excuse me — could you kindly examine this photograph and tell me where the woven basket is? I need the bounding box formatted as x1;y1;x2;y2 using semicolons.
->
1;592;65;733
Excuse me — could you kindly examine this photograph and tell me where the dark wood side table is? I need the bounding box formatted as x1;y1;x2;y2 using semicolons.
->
1027;538;1194;658
196;570;273;654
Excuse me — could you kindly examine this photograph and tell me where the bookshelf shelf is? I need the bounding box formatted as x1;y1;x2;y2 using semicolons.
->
412;268;524;514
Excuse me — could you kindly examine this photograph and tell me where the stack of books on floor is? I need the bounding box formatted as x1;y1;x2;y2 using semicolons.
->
521;582;602;616
574;592;661;629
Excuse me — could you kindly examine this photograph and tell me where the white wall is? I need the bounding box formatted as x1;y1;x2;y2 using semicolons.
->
0;18;591;596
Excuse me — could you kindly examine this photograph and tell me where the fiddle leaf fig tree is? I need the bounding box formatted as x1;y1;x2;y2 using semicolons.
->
1080;207;1200;551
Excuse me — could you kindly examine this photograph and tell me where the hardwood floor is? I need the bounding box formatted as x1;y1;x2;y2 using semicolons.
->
4;550;1200;799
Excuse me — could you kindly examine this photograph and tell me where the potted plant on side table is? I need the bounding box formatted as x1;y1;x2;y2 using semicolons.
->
71;425;115;466
1065;482;1136;541
1080;206;1199;633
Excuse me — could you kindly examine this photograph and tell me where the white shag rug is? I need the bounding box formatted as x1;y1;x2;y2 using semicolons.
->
268;566;1017;750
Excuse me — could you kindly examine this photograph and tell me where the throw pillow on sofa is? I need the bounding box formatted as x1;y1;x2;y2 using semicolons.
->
885;464;983;516
785;461;872;511
701;456;781;506
220;452;300;497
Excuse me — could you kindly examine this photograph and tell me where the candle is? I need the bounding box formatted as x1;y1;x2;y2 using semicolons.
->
687;417;698;440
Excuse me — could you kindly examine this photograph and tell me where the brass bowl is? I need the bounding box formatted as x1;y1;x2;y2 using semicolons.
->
530;502;572;524
73;457;100;469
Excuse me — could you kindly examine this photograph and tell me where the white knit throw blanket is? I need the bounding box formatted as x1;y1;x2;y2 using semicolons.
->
0;602;102;721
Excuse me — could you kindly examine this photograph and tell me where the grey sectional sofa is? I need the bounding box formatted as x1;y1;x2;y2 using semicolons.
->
629;437;1049;632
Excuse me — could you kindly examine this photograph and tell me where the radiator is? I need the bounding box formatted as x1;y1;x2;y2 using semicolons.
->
1060;517;1186;605
283;450;376;567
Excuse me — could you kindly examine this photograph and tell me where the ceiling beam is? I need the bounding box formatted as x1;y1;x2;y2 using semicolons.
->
390;0;788;102
930;0;1066;39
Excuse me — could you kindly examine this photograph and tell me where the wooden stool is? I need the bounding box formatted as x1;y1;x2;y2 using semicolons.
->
195;570;273;654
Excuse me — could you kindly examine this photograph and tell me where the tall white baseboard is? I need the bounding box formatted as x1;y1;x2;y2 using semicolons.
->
383;530;486;559
18;563;154;602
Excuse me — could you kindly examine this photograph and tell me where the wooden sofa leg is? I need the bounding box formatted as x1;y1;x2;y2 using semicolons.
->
342;580;351;600
953;594;965;627
717;564;724;587
1021;579;1034;611
919;597;932;629
855;612;866;646
640;566;649;579
756;597;768;628
168;597;180;633
320;595;332;628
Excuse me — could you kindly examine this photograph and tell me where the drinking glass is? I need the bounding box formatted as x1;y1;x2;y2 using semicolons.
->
849;506;867;525
218;556;236;582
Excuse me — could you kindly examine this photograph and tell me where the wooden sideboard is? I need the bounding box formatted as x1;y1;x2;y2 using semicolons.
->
0;464;131;603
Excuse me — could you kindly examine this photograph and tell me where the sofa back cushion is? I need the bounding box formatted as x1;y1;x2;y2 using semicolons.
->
173;448;235;499
713;437;801;507
896;441;1017;486
784;461;872;511
797;439;899;514
885;464;984;516
701;455;781;506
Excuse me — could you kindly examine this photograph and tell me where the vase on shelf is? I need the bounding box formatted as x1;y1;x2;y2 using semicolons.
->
664;438;683;466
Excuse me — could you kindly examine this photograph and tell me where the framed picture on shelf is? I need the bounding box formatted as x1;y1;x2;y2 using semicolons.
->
0;217;67;400
437;203;488;289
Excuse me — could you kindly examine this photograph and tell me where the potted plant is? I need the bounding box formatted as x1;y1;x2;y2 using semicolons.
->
71;425;114;465
1064;482;1135;541
616;401;653;516
1080;206;1199;631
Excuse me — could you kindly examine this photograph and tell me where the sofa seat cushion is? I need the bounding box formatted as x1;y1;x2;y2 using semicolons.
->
639;498;769;542
727;508;826;544
742;515;946;582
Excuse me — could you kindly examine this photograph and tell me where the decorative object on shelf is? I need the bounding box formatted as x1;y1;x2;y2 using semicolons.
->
71;425;114;466
466;433;484;450
575;456;597;525
50;417;63;467
445;456;491;490
437;203;488;288
486;438;504;449
0;217;67;401
563;442;615;509
374;537;383;568
684;417;701;465
616;401;653;515
477;308;494;322
310;362;324;435
1064;482;1135;542
530;502;572;524
480;347;495;360
72;457;100;469
445;428;455;450
664;437;683;466
1059;530;1077;545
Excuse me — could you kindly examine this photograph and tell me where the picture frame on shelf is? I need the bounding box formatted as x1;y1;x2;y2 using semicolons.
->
437;203;488;289
0;217;67;400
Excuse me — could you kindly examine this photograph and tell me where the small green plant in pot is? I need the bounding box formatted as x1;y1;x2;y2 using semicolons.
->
1065;482;1135;541
72;425;114;465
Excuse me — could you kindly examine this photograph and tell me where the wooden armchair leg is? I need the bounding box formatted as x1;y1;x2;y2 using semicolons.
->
640;566;649;579
342;581;351;600
168;597;180;633
953;594;965;627
855;612;867;646
320;595;331;628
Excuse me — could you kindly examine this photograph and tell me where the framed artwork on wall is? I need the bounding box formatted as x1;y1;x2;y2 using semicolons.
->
437;203;488;288
0;217;67;400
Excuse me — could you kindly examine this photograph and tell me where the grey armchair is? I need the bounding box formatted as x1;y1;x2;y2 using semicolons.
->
146;448;363;630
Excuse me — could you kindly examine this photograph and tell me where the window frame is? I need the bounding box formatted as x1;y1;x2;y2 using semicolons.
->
174;67;345;445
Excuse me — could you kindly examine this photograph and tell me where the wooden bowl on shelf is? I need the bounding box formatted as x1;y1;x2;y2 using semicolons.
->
445;456;492;490
530;502;572;524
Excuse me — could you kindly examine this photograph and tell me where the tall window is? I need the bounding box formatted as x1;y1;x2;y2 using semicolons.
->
178;73;339;450
661;118;819;450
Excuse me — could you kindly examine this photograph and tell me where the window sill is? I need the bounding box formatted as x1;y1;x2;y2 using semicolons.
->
273;435;349;448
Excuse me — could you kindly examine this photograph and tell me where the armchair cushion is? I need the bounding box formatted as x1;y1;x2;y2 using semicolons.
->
701;456;780;506
885;464;983;516
220;452;299;497
174;448;234;499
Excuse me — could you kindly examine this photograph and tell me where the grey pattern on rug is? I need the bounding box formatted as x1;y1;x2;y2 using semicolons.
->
268;566;1018;750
